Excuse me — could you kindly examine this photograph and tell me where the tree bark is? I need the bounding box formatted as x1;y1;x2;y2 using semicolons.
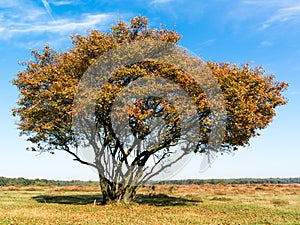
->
99;175;138;204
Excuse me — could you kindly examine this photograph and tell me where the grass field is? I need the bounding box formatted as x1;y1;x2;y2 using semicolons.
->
0;184;299;224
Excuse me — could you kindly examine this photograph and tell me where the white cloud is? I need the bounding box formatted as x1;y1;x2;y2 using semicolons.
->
151;0;172;4
239;0;300;30
260;41;273;47
260;4;300;30
0;13;114;38
0;0;116;40
50;0;73;6
23;9;47;21
0;0;46;22
0;0;18;8
201;39;216;46
42;0;54;19
243;0;300;8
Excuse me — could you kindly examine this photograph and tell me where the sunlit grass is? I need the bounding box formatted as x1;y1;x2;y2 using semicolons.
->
0;184;299;224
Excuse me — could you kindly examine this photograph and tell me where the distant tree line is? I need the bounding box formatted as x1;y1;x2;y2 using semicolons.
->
153;178;300;185
0;177;98;187
1;176;299;187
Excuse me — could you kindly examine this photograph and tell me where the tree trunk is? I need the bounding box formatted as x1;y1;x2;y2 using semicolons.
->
99;175;138;204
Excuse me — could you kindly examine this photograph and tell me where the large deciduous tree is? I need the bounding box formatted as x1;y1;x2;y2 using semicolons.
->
13;16;287;204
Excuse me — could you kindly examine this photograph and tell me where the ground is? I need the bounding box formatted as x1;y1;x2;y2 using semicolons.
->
0;184;299;224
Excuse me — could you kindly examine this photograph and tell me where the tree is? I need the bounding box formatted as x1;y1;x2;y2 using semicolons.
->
12;16;288;204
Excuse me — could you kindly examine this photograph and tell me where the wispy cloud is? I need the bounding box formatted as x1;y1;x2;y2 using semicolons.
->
260;4;300;30
0;13;114;39
0;0;47;30
260;41;273;47
243;0;300;7
50;0;73;6
42;0;54;19
240;0;300;30
0;0;18;8
0;0;116;40
201;39;216;47
151;0;173;4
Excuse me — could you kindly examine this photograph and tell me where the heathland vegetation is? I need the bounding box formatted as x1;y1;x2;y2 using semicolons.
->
0;184;299;224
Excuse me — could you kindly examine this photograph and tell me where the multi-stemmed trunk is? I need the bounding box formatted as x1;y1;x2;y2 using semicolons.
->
99;176;138;204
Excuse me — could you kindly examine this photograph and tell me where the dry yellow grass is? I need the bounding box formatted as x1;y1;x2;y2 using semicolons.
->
0;184;299;224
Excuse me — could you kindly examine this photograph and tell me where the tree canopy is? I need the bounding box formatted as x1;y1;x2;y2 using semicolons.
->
13;16;288;203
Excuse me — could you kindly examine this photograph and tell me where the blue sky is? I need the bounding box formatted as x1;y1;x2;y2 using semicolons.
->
0;0;299;181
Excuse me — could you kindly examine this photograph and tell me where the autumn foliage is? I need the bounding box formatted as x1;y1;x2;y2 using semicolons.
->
12;16;288;203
